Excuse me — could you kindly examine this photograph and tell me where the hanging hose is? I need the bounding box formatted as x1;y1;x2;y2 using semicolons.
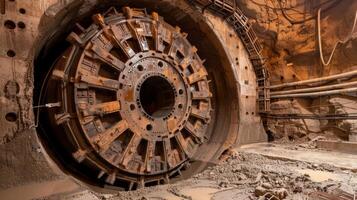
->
317;8;357;66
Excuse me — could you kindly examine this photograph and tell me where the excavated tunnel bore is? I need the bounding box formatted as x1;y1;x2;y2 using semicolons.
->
35;3;243;190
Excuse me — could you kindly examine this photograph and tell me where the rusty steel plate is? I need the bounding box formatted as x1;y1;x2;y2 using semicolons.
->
48;7;212;189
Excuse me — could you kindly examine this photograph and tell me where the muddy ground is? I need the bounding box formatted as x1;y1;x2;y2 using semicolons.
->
41;142;357;200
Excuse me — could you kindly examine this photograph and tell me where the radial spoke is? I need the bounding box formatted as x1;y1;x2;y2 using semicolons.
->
164;138;181;168
143;140;155;173
89;44;125;71
82;101;121;117
168;35;179;59
184;122;200;140
179;57;192;70
119;133;142;168
91;120;129;152
163;138;171;168
151;15;159;51
110;25;136;58
188;67;207;84
92;13;136;59
151;12;165;52
192;81;212;100
127;21;149;52
191;102;210;121
175;132;190;156
179;47;197;70
192;91;212;100
79;73;120;91
79;56;100;75
91;33;114;51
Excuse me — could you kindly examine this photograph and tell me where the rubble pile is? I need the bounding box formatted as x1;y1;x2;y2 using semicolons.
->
194;152;320;199
105;152;356;200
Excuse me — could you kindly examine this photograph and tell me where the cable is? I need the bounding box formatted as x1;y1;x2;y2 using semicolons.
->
317;8;357;66
30;56;62;129
277;0;314;24
276;0;339;25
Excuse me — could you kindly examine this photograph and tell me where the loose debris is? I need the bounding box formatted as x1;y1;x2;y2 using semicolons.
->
99;151;357;200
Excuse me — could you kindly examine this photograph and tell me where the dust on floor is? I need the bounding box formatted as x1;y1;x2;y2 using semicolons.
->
44;145;357;200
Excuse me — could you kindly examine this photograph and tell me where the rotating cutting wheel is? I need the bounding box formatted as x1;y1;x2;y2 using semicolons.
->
45;7;212;189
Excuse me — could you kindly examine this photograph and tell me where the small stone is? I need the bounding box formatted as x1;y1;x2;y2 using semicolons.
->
255;172;263;182
254;186;267;197
273;188;288;199
238;174;247;180
293;185;303;193
232;166;242;173
312;164;319;168
262;182;273;189
219;181;229;188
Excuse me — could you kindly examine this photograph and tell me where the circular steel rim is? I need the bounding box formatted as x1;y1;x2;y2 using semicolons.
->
48;7;213;186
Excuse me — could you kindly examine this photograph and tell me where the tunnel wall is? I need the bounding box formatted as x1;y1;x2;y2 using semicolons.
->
201;11;266;146
237;0;357;141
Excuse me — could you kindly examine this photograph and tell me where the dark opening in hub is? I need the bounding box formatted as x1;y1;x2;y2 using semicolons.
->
139;76;175;118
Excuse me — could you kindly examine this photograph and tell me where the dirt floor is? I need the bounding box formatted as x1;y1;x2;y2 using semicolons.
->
20;141;357;200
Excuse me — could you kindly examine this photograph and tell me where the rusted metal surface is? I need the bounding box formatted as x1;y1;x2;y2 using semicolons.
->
188;0;270;113
46;7;212;189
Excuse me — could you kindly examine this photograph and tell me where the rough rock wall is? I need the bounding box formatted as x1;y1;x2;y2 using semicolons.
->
238;0;357;80
0;0;67;189
268;99;320;140
268;97;357;141
328;97;357;141
238;0;357;141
